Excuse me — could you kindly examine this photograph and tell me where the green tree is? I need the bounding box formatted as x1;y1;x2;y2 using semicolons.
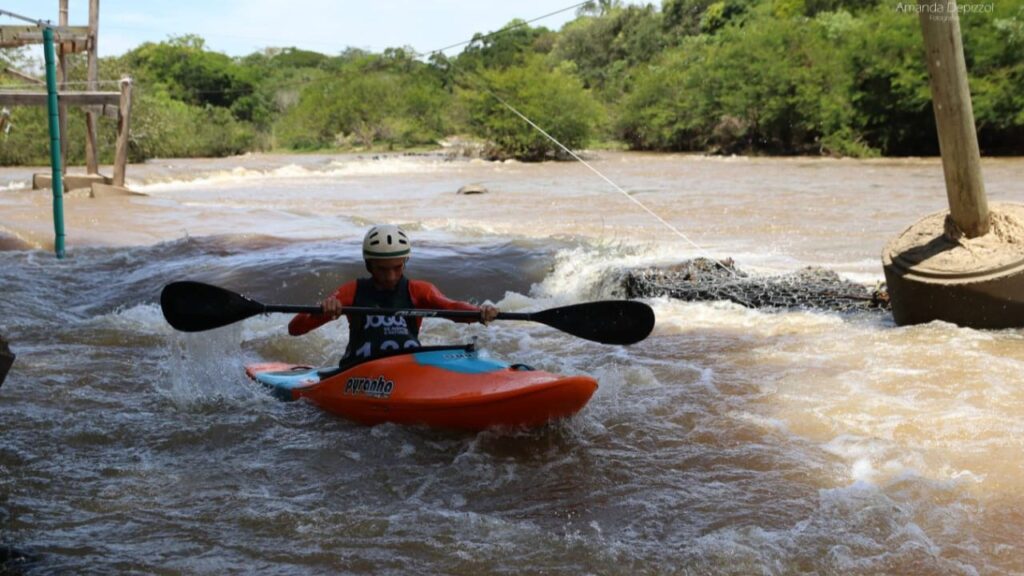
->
578;0;625;16
961;0;1024;153
124;35;256;116
551;4;665;93
128;87;256;160
620;7;866;155
843;5;935;155
458;55;601;160
275;53;449;150
662;0;746;37
457;20;556;71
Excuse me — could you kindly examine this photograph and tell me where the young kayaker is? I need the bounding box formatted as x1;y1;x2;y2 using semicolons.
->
288;224;499;362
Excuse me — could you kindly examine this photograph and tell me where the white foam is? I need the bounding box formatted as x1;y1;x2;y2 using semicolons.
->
530;241;696;302
0;180;28;191
134;164;313;193
86;303;173;335
325;157;448;175
133;157;453;194
157;323;269;409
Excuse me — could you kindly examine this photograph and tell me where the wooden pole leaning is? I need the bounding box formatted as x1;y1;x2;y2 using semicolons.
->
112;76;133;188
85;0;100;175
58;0;69;177
918;1;989;237
881;0;1024;328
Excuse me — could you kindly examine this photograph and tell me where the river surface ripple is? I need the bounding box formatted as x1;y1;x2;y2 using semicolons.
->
1;152;1023;574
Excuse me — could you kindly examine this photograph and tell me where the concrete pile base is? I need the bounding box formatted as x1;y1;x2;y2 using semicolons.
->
883;203;1024;328
31;173;142;198
33;172;110;193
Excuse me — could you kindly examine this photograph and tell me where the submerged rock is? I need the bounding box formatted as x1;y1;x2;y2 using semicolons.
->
457;183;488;195
621;258;890;313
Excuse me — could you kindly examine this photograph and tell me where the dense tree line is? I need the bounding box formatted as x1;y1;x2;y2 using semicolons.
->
0;0;1021;165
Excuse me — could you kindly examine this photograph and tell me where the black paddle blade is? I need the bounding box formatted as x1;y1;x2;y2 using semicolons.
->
161;281;265;332
532;300;655;345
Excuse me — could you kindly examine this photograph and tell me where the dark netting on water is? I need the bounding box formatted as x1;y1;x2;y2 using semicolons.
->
620;258;890;313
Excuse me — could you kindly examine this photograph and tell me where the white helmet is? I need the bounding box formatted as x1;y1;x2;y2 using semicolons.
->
362;224;411;259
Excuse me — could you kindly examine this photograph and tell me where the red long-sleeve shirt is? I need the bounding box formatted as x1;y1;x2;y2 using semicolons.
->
288;279;480;336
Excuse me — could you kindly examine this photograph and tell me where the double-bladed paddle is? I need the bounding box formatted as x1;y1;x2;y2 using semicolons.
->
160;281;654;346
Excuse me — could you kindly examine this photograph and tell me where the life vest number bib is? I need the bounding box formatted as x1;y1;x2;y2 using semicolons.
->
352;314;421;358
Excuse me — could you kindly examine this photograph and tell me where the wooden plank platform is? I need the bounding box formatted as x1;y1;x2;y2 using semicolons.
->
0;25;88;51
0;91;120;107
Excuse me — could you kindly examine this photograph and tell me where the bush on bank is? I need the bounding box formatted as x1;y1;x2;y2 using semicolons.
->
0;0;1022;165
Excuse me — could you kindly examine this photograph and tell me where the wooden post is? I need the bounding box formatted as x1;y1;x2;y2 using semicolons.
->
85;0;99;175
918;0;989;237
2;66;44;84
112;76;132;187
58;0;69;177
0;92;122;107
882;1;1020;328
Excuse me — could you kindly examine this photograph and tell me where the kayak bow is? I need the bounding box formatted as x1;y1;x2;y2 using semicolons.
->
246;345;597;430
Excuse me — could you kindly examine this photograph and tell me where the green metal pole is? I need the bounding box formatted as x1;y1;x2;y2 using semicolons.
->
43;26;66;259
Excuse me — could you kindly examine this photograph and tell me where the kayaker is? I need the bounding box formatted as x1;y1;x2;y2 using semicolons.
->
288;224;499;362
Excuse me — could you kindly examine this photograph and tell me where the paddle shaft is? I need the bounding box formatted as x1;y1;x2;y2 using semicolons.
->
265;304;527;321
161;281;653;344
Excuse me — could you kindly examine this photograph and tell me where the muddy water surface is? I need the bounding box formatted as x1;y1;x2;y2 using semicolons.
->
1;152;1023;574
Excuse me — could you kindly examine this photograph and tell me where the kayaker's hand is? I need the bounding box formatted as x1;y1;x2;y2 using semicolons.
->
480;304;499;325
321;296;343;318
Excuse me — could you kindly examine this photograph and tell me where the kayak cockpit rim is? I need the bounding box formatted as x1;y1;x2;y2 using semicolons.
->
318;342;476;379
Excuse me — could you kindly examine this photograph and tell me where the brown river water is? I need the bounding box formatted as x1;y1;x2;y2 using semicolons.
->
1;151;1023;574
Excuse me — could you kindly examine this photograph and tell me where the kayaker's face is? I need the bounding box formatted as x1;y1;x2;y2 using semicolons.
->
366;257;407;291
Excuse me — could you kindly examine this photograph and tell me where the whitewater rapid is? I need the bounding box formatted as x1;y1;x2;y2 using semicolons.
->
1;152;1023;574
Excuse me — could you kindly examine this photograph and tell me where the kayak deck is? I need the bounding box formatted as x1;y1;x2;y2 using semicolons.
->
245;345;597;430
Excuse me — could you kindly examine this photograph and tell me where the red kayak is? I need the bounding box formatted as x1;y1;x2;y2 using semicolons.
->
245;345;598;430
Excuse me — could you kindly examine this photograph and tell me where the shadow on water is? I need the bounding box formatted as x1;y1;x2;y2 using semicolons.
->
0;504;36;576
0;544;34;576
0;233;567;339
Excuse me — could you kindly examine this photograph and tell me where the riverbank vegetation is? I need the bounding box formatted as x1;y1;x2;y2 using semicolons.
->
0;0;1021;164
